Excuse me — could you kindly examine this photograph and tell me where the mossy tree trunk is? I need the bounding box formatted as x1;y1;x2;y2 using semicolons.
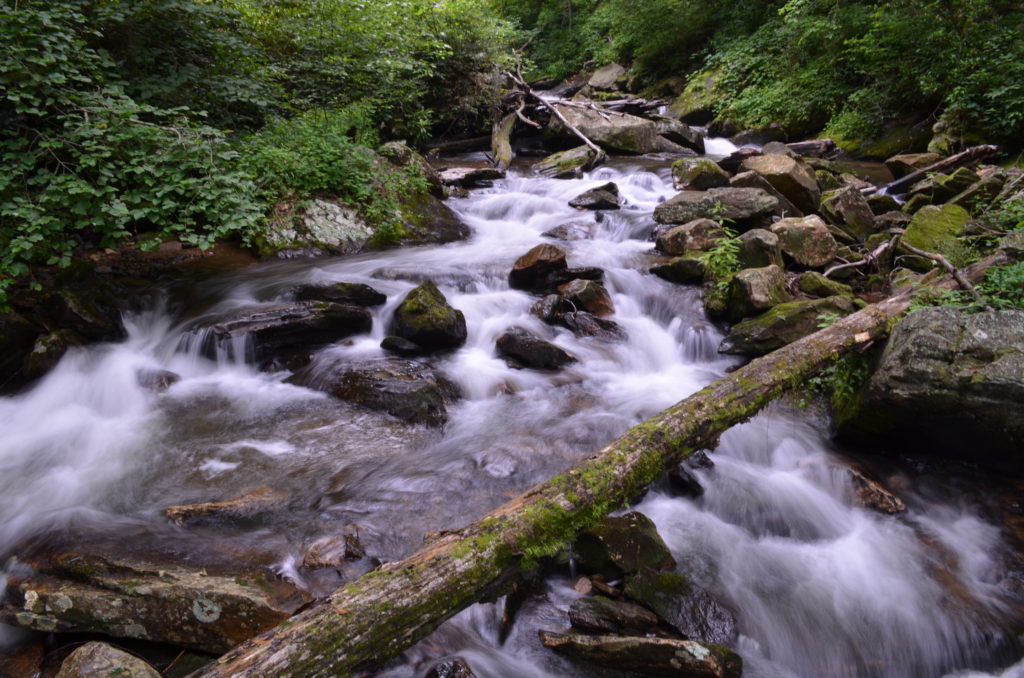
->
492;113;516;172
187;255;1006;678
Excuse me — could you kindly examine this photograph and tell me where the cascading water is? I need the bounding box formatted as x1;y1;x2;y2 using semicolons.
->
0;151;1020;677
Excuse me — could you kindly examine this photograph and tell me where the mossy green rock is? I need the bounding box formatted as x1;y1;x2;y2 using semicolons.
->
821;186;877;241
909;167;979;205
574;512;676;578
392;281;467;351
719;295;857;356
668;69;722;125
535;146;605;179
654;188;780;228
624;569;738;647
798;271;852;298
902;204;971;252
728;265;789;321
831;122;930;160
672;158;729;191
949;174;1005;214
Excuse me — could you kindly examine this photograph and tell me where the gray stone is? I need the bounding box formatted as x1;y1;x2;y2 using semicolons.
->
654;188;780;229
543;219;597;241
737;229;783;269
588;62;627;90
625;569;738;647
821;186;877;241
728;265;789;321
729;170;803;218
652;116;706;154
771;215;839;268
569;182;620;210
656;219;726;255
438;166;505;188
56;642;160;678
740;154;821;214
885;152;942;179
672;158;729;191
264;199;372;256
547;103;659;155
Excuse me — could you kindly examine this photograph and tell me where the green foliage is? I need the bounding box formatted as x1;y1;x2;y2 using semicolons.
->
801;351;871;413
977;261;1024;310
697;221;741;293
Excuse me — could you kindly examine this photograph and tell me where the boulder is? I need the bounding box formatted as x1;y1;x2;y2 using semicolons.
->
901;192;934;214
624;569;738;647
949;174;1005;214
205;302;372;364
651;254;707;285
378;140;445;198
761;141;799;159
56;642;160;678
771;215;839;268
656;219;726;255
392;281;467;351
438;167;505;188
716;148;762;174
719;295;857;356
797;271;852;298
740;154;821;214
574;512;676;578
737;229;783;269
543;219;597;241
535;146;605;179
885;152;942;179
816;169;841;192
820;186;877;241
164;487;289;527
653;116;706;154
496;328;577;370
866;193;901;215
839;308;1024;472
672;158;730;191
260;199;372;257
556;311;626;342
729;170;802;218
509;244;568;291
396;190;472;246
294;358;460;426
292;281;387;306
426;657;477;678
653;188;780;229
538;631;742;678
558;279;615;317
380;335;424;357
901;204;971;252
728;265;788;321
667;69;721;125
907;167;979;204
547;103;659;155
786;139;838;158
568;596;662;636
1;553;307;652
569;182;621;210
589;63;627;90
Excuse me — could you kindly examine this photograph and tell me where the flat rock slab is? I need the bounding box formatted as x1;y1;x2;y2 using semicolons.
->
654;188;779;229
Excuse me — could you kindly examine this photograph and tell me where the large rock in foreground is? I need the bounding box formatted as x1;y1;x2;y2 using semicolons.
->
654;188;780;229
840;308;1024;472
392;281;467;351
539;631;742;678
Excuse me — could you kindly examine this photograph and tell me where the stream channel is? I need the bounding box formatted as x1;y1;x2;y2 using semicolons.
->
1;143;1022;677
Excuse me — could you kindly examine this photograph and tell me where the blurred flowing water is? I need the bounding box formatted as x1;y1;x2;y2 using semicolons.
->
0;151;1020;677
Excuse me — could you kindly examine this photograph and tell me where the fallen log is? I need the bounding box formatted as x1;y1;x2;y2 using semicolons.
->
504;69;605;157
882;144;998;195
491;113;516;172
188;254;1007;678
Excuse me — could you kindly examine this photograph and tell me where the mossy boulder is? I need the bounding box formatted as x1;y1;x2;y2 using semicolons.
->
866;193;901;215
884;152;942;179
728;265;789;321
292;282;387;307
737;229;783;269
574;512;676;579
672;157;730;191
651;254;707;285
667;69;723;125
908;167;980;205
771;215;839;268
391;281;467;351
719;295;857;355
656;219;726;255
797;271;852;298
821;186;877;241
740;154;821;214
624;569;738;647
949;174;1005;214
653;188;780;229
902;204;971;252
830;121;931;160
534;146;605;179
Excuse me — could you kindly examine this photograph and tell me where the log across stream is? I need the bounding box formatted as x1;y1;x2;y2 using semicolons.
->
0;153;1021;677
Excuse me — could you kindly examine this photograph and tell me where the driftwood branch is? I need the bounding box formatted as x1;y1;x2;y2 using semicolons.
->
900;242;994;311
883;144;999;195
503;69;605;157
824;232;902;278
185;252;1008;678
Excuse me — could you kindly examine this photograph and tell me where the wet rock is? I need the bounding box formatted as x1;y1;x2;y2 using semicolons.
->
56;642;159;678
901;204;971;252
164;487;290;527
380;335;424;357
392;281;467;352
556;312;626;342
0;311;44;391
509;244;568;291
728;265;788;321
653;116;706;154
136;368;180;392
737;229;783;269
1;553;307;652
740;154;821;214
575;512;676;578
0;642;44;678
530;294;565;323
839;308;1024;472
543;219;597;241
667;465;704;498
568;596;661;636
656;219;726;256
549;266;606;288
20;331;79;381
797;271;852;298
292;281;387;306
729;170;803;218
719;295;857;356
771;215;839;268
558;279;615;317
538;631;742;678
625;569;738;647
885;152;942;179
840;465;907;515
653;188;780;230
569;182;620;210
535;146;605;179
786;139;837;158
296;358;461;427
652;254;707;285
821;186;877;241
302;531;367;568
425;657;477;678
546;104;659;155
672;158;729;191
206;302;372;364
496;328;577;370
438;167;505;188
716;147;761;174
396;190;471;246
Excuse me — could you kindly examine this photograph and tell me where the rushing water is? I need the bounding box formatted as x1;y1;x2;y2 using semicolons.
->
0;150;1021;677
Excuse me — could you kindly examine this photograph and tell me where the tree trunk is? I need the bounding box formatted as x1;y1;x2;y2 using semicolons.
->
491;113;516;172
187;255;1006;678
882;144;998;195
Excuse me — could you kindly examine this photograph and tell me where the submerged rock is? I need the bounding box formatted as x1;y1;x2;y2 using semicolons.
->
624;569;738;647
556;311;626;342
569;182;621;210
539;631;742;678
575;512;676;578
425;657;477;678
496;328;577;370
292;281;387;306
391;281;467;352
56;642;160;678
568;595;661;636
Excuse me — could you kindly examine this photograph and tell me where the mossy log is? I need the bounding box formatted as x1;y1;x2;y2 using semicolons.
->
491;113;516;172
188;255;1006;678
882;144;998;195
